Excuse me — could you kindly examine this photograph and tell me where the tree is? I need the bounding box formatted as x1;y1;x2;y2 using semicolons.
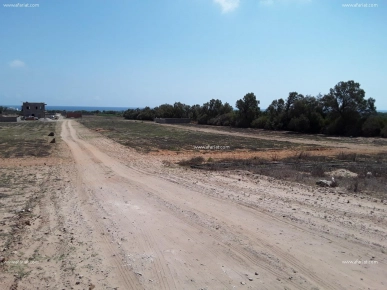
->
235;93;260;127
220;102;233;115
123;108;142;119
190;104;201;120
323;81;375;118
137;106;155;120
196;99;233;125
173;102;191;118
266;98;285;130
285;92;303;113
322;80;376;135
288;95;324;133
154;104;175;118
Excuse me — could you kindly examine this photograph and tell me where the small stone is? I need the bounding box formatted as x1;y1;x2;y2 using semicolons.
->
316;180;332;187
248;278;253;281
75;281;80;285
0;256;5;263
89;284;95;290
255;272;259;275
240;281;246;285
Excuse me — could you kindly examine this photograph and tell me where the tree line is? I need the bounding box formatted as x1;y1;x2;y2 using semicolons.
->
123;80;387;137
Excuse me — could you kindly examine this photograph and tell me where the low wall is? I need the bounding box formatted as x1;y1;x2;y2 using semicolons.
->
66;112;82;118
0;116;18;122
154;118;191;124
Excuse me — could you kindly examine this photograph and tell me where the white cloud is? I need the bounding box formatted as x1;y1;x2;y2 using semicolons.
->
214;0;240;13
9;59;26;68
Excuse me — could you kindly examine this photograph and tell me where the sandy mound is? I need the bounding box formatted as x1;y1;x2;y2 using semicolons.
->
325;168;358;178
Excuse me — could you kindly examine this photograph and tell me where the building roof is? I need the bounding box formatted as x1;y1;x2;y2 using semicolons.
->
23;102;46;105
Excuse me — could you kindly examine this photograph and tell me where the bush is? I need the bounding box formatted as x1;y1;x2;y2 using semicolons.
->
207;113;235;126
123;109;141;120
178;156;205;166
251;116;268;129
197;114;209;125
288;114;310;133
362;116;384;137
381;125;387;138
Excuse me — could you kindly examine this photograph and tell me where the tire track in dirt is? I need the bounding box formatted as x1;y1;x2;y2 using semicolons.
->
62;120;144;289
65;121;341;290
60;120;387;289
67;121;285;288
66;120;183;289
145;187;341;290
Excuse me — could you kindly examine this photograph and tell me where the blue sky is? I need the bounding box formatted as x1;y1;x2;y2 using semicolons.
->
1;0;386;109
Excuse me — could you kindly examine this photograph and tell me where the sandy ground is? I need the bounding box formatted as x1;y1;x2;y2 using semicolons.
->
1;119;387;290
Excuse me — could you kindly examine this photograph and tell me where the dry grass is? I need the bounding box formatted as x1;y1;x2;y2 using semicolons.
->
0;122;57;158
178;156;205;166
187;152;387;198
78;116;311;153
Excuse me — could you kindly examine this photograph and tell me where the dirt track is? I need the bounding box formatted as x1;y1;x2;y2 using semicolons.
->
160;123;387;155
2;119;387;289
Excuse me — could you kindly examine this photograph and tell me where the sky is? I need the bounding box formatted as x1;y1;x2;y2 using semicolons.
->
0;0;386;109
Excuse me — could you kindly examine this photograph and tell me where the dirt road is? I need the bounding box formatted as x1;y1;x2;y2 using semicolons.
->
3;119;385;289
52;119;386;289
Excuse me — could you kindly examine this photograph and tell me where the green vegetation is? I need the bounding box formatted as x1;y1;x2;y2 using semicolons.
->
78;116;312;153
123;80;386;137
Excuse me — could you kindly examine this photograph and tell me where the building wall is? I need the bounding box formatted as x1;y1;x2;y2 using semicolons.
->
66;112;82;118
21;102;46;118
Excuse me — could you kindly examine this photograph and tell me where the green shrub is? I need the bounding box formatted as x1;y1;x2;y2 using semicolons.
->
381;125;387;138
251;116;268;129
288;114;310;133
362;116;384;136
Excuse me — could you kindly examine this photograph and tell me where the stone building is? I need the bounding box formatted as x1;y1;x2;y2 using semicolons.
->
21;102;46;118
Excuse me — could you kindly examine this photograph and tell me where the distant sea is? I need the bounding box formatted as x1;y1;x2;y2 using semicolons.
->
2;105;140;112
